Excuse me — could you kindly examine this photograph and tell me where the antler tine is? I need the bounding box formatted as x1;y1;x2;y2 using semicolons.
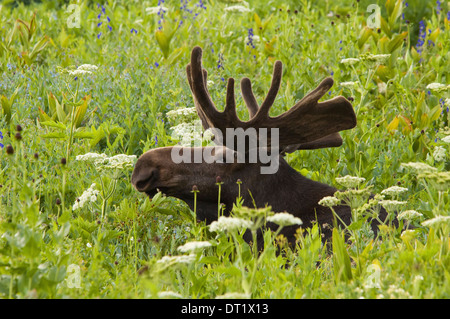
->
240;78;259;119
289;77;334;114
255;60;283;118
224;78;237;118
189;46;221;121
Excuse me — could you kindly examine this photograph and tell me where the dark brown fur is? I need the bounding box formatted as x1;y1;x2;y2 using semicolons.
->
131;47;387;246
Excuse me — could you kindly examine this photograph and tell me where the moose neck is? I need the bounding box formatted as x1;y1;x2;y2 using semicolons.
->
184;155;338;226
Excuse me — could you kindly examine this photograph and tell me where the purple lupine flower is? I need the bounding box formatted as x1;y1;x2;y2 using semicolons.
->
155;62;159;67
0;131;4;149
246;28;255;49
108;25;112;31
416;20;426;54
217;53;224;70
436;1;442;14
97;22;103;27
131;28;138;34
97;32;102;39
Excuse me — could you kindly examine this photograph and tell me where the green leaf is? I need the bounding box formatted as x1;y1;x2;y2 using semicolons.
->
388;0;403;29
74;94;90;128
40;120;66;130
332;228;353;283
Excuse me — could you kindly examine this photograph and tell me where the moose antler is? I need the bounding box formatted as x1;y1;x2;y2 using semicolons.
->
186;46;356;151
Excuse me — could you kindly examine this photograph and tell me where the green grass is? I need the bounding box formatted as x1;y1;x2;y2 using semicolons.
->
0;0;449;299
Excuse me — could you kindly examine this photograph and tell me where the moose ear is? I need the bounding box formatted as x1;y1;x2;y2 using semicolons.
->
281;133;343;154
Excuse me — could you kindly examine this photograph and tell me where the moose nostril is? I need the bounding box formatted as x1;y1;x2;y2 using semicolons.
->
133;170;155;192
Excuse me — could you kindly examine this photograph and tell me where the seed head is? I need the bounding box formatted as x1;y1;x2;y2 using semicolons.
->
6;145;14;155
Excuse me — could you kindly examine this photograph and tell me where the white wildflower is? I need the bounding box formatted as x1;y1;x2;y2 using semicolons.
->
86;242;92;248
363;53;391;63
397;210;423;221
225;1;251;13
146;6;168;15
102;154;137;170
432;146;446;162
340;81;358;88
202;128;215;142
209;216;253;232
426;83;446;91
318;196;341;207
422;215;450;228
377;82;387;94
170;121;203;147
207;80;214;87
266;212;302;226
157;291;183;299
417;171;450;191
77;64;98;72
156;254;196;265
73;183;99;210
76;152;136;171
340;58;360;65
335;175;366;188
442;135;450;144
380;186;408;197
371;54;391;62
379;200;407;212
166;107;198;123
177;241;212;253
76;152;108;163
68;69;92;76
401;162;437;173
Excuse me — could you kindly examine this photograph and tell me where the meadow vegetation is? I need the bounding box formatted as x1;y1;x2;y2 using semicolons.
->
0;0;449;298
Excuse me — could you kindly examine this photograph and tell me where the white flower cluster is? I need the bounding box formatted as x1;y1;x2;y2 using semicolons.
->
73;183;99;210
156;254;196;265
361;53;391;63
442;135;450;144
266;212;302;226
177;241;212;253
166;107;198;123
335;175;366;188
380;186;408;197
340;81;358;88
422;215;450;228
318;196;341;207
67;64;98;76
401;162;437;173
432;146;447;162
379;200;407;212
426;83;450;92
340;58;360;65
76;152;136;171
225;1;251;13
209;216;253;232
397;210;423;221
103;154;137;170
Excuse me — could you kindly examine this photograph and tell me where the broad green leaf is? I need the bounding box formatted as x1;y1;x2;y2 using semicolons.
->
74;94;91;128
332;228;353;283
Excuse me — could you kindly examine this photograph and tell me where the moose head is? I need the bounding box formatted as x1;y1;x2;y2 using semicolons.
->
132;46;380;243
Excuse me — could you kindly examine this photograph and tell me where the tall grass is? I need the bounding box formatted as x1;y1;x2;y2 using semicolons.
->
0;0;449;298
